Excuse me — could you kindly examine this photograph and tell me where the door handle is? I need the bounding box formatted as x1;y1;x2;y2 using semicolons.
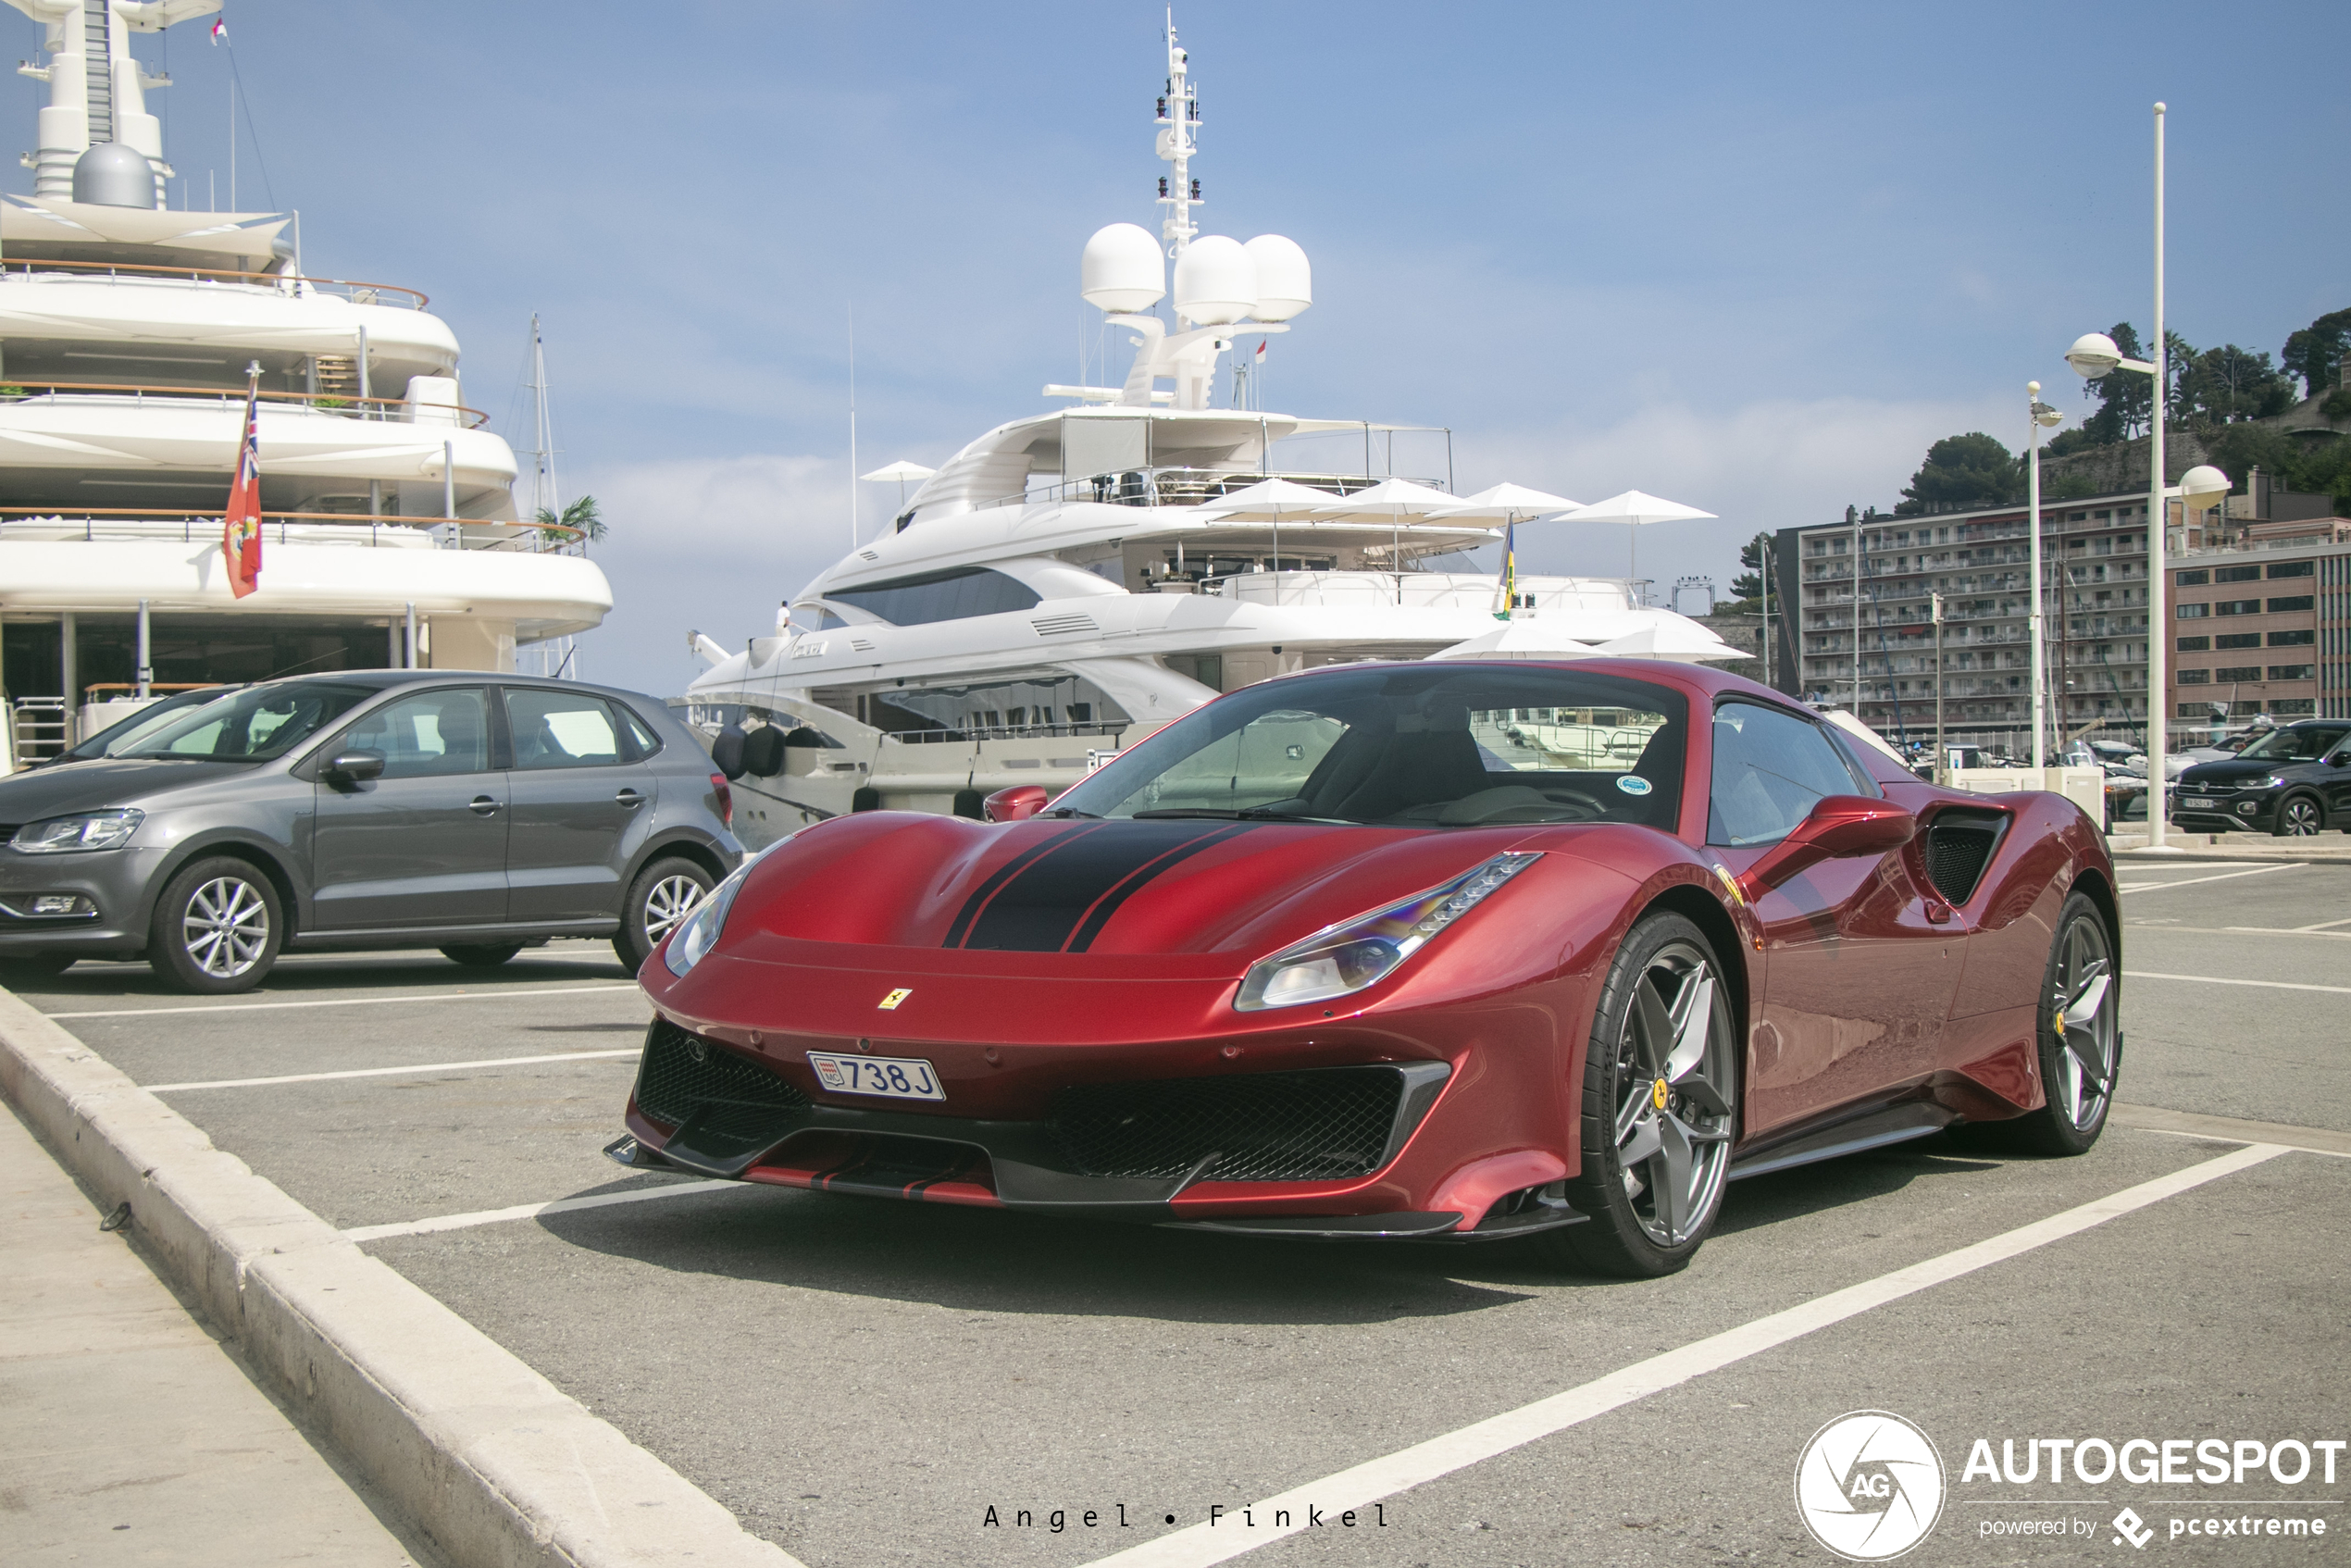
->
468;796;502;815
615;789;645;808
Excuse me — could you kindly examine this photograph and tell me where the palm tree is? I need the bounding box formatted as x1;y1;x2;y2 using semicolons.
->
536;495;604;543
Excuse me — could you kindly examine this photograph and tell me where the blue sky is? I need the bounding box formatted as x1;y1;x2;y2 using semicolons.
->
41;1;2349;691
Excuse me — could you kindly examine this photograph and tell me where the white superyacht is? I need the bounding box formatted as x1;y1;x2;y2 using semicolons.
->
0;0;608;765
686;24;1730;844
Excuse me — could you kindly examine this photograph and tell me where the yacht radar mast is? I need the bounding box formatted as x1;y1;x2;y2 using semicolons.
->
1156;13;1198;277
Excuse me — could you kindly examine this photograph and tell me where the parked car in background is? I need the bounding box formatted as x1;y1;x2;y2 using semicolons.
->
2165;728;2261;779
2172;720;2351;836
0;673;740;992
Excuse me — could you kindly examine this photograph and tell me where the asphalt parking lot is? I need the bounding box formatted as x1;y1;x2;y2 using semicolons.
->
8;862;2350;1567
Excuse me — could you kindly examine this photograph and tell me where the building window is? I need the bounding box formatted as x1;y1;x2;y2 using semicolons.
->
2215;632;2262;650
2177;569;2209;586
2178;669;2211;685
2268;560;2315;579
2215;565;2262;583
2215;666;2263;681
2215;600;2262;616
2177;636;2209;652
2269;595;2315;613
2269;665;2316;681
2273;699;2317;716
2177;604;2209;619
2270;629;2316;648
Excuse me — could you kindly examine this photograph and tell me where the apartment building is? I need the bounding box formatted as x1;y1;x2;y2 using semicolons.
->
2167;535;2351;732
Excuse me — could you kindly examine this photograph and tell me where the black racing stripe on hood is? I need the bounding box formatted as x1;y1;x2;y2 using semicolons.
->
954;821;1255;952
942;825;1103;948
1063;823;1253;952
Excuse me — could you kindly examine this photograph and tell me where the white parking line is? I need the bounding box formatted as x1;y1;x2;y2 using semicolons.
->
2117;865;2296;893
342;1178;742;1243
2296;915;2351;932
49;984;644;1020
1075;1144;2287;1568
2124;969;2351;996
144;1049;640;1093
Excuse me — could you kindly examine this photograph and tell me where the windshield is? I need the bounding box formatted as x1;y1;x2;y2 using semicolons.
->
1051;665;1687;828
59;687;235;760
119;682;372;762
2236;725;2346;763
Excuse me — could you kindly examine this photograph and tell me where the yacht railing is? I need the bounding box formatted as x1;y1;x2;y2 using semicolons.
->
0;379;490;428
0;506;584;554
885;721;1128;744
990;468;1448;511
0;255;429;308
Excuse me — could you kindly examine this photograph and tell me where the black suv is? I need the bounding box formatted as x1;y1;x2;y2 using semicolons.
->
2172;720;2351;836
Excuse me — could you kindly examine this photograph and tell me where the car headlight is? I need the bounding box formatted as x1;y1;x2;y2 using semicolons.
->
1235;852;1541;1012
2245;776;2285;790
11;809;144;852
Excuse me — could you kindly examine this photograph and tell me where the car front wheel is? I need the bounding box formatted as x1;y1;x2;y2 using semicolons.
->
614;856;715;975
1543;912;1739;1278
2273;792;2323;836
148;856;283;994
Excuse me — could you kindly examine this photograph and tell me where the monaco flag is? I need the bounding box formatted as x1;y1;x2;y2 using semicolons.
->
222;368;262;598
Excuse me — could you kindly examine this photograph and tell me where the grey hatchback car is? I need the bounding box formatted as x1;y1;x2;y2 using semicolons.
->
0;672;740;993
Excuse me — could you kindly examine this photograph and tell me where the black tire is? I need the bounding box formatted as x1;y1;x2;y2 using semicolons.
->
614;855;715;975
146;856;283;995
442;943;525;968
0;953;76;982
1966;891;2117;1156
2272;791;2324;837
1537;912;1739;1278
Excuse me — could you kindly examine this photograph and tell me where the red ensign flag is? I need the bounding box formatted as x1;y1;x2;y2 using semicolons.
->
222;375;262;598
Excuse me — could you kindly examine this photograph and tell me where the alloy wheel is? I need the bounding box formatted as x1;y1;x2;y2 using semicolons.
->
182;876;270;979
641;874;708;945
1611;940;1735;1246
2280;797;2322;836
2048;914;2116;1130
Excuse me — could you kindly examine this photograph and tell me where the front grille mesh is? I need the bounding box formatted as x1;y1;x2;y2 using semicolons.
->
1050;1067;1405;1184
635;1018;809;1160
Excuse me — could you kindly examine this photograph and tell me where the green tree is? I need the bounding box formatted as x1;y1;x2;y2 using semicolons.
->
2079;322;2151;443
1895;432;2019;516
2281;308;2351;398
2181;342;2291;424
1729;530;1772;601
536;494;605;543
2200;421;2299;493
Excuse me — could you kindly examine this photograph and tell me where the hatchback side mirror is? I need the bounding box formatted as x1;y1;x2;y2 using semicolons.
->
1738;794;1915;900
984;784;1051;822
325;749;386;784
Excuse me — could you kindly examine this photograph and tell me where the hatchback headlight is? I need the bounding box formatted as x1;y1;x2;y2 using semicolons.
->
2245;776;2285;790
1236;852;1541;1012
11;809;144;852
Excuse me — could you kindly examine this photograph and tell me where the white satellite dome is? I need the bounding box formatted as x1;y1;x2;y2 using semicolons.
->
1080;222;1166;313
1243;235;1311;322
1173;235;1256;326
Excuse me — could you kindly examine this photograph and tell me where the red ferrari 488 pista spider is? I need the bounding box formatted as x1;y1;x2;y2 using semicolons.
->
611;660;2118;1276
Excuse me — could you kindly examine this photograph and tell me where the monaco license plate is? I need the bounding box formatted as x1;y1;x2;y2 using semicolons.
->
807;1052;945;1101
2183;796;2217;809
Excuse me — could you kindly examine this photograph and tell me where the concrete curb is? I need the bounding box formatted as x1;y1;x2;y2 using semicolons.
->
2108;846;2351;866
0;985;803;1568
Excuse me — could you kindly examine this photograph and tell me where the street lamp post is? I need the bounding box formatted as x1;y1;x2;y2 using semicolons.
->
1932;590;1947;785
2065;102;2177;848
2026;382;2063;770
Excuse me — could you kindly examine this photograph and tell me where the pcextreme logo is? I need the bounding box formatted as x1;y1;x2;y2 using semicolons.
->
1795;1411;1947;1562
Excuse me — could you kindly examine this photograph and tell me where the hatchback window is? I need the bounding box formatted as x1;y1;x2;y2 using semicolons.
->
121;683;370;762
506;689;623;769
342;689;491;778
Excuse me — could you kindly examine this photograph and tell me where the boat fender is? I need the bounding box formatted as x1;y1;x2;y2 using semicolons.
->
711;724;748;780
741;726;787;778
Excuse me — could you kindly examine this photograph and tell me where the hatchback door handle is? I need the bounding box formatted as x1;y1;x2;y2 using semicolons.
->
615;789;645;808
468;796;501;815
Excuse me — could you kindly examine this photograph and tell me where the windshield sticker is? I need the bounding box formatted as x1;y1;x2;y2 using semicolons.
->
1615;775;1653;796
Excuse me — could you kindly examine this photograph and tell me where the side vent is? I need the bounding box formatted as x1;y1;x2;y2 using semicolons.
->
1921;808;2008;906
1030;614;1100;637
850;638;877;653
858;549;880;562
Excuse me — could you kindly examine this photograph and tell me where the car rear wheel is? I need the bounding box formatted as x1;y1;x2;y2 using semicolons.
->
2273;792;2323;836
1543;912;1738;1278
1970;891;2116;1156
148;856;282;995
441;943;525;968
614;856;715;975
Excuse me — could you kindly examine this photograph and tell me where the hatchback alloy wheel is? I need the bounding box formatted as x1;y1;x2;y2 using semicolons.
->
184;875;270;978
2277;795;2322;836
641;873;708;948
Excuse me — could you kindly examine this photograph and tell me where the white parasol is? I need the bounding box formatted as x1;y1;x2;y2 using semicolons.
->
859;459;938;511
1560;489;1718;592
1424;482;1584;521
1195;478;1346;602
1590;617;1745;663
1428;620;1605;661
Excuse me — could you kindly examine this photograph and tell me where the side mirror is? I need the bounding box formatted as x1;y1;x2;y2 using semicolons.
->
1738;794;1914;900
984;784;1051;823
325;749;386;784
2330;753;2348;768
